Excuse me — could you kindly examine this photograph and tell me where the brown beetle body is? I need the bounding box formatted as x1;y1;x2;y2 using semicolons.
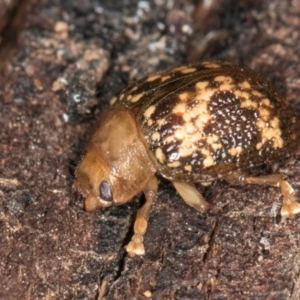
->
75;61;300;256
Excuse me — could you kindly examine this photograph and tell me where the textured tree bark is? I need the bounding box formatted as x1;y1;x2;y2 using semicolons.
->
1;0;300;299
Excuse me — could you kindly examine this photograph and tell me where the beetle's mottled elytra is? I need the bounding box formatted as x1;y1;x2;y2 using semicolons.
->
75;61;300;256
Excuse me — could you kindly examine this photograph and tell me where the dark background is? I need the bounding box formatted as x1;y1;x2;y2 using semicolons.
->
1;0;300;299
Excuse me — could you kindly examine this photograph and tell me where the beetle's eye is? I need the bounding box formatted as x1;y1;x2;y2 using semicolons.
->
99;181;113;203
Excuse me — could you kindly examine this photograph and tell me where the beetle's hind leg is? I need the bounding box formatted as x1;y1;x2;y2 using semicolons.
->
125;176;158;256
224;172;300;217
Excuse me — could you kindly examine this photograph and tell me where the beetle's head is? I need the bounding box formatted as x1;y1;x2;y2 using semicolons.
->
75;151;116;210
75;109;156;211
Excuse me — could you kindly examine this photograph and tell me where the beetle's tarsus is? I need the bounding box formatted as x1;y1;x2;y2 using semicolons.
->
125;222;146;256
280;180;300;217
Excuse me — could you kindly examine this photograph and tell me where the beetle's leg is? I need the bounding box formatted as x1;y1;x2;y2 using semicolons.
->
125;176;158;256
172;181;210;213
224;172;300;217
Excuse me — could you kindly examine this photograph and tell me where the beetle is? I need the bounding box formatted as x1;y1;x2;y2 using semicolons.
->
75;61;300;256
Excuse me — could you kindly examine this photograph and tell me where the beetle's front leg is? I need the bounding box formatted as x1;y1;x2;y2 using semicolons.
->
125;176;158;256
